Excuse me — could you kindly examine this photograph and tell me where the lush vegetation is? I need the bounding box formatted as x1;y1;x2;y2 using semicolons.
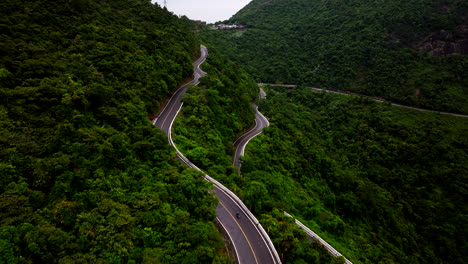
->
202;0;468;114
173;48;349;263
172;69;467;262
173;47;258;176
3;0;466;263
0;0;228;263
240;86;467;263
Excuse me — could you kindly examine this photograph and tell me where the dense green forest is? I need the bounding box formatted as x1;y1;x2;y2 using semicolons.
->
173;47;258;176
241;87;467;263
0;0;228;263
202;0;468;114
173;73;467;262
173;48;348;264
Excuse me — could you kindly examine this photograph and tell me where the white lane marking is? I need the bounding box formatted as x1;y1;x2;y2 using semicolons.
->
219;201;259;264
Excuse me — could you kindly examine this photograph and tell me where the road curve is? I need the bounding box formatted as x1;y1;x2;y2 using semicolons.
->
234;90;353;263
154;46;281;264
258;83;468;118
233;89;270;167
153;47;208;132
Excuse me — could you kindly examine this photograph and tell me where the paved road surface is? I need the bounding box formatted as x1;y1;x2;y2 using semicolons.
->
233;89;270;167
233;90;353;263
154;47;208;132
154;46;280;264
284;212;353;264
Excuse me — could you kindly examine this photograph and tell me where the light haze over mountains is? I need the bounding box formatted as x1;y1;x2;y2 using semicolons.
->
152;0;250;23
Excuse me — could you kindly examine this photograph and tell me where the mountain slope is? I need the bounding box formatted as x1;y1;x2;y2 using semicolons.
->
0;0;227;263
205;0;468;113
172;46;349;264
242;87;467;264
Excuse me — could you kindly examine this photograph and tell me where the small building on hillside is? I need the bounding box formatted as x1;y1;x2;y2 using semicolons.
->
214;24;245;30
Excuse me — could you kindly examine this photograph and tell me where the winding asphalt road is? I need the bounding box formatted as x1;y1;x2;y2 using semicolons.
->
233;89;270;167
233;90;353;263
154;46;281;264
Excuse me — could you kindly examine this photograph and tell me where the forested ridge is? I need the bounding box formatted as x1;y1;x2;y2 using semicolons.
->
0;0;228;263
2;0;467;263
202;0;468;114
242;87;467;263
173;47;258;177
173;48;348;264
175;78;467;263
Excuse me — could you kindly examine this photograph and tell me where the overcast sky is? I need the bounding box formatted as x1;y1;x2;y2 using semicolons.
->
152;0;251;23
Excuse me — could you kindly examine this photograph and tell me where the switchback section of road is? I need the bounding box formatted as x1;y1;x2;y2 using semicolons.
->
154;46;281;264
233;90;353;263
233;89;269;167
258;83;468;118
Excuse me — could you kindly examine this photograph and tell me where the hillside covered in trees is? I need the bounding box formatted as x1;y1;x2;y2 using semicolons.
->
2;0;467;263
173;48;349;264
175;79;467;263
0;0;229;263
173;47;258;177
202;0;468;114
242;87;467;264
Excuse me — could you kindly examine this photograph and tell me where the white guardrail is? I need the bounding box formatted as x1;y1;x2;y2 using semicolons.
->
169;103;282;264
284;212;352;264
232;88;352;263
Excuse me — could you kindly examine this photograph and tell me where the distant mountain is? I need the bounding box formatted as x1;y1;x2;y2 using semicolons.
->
207;0;468;113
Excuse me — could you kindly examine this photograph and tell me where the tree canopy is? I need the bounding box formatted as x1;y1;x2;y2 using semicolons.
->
0;0;228;262
202;0;468;114
241;86;468;263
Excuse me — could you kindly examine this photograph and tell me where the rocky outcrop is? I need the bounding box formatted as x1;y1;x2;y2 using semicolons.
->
417;26;468;56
